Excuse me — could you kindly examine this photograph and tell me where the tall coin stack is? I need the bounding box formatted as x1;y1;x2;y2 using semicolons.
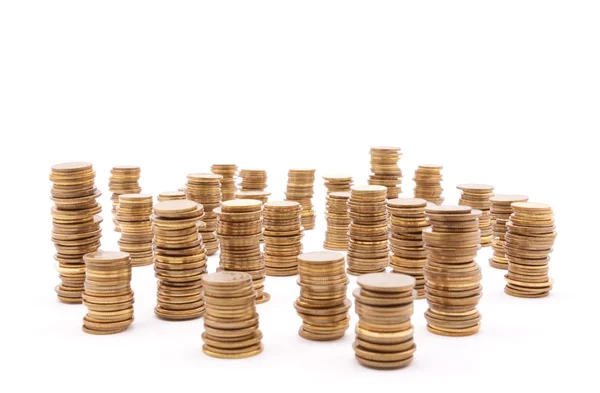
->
323;191;351;251
211;164;238;201
413;165;444;205
504;202;557;298
239;169;267;191
285;169;317;230
323;174;353;194
457;184;494;246
216;199;270;304
202;272;264;359
82;251;134;335
263;201;303;276
423;205;483;337
387;198;430;299
489;194;529;269
368;146;402;198
109;165;141;232
116;194;154;267
185;173;223;256
152;200;208;320
294;251;351;341
158;191;186;202
50;162;102;304
347;185;389;275
353;273;417;369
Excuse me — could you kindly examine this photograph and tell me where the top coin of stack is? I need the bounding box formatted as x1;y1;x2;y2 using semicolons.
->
116;194;154;267
323;191;351;251
239;169;267;191
185;173;223;256
457;184;494;246
323;174;353;194
211;164;238;201
109;166;142;232
368;146;402;199
235;190;270;204
157;191;186;202
413;165;444;205
285;168;317;230
489;194;529;269
263;201;303;276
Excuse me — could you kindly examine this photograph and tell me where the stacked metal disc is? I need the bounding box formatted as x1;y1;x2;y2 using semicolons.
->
185;173;222;256
109;165;141;231
368;146;402;198
413;164;444;205
323;191;351;251
457;184;494;246
489;194;529;269
263;201;304;276
157;191;186;202
116;194;154;267
211;164;238;201
239;169;267;191
322;174;353;194
235;190;270;204
285;168;317;230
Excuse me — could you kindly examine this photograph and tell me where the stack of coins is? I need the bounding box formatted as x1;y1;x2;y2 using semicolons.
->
239;169;267;191
457;184;494;246
116;194;154;267
185;173;223;256
413;165;444;205
263;201;303;276
504;202;556;298
152;200;208;320
157;191;186;202
109;166;141;231
82;251;134;334
235;190;270;204
353;273;416;369
489;194;529;269
294;251;351;341
50;162;102;304
423;205;483;337
346;185;389;275
202;271;263;359
211;164;238;201
323;191;351;251
216;199;270;304
368;146;402;198
323;174;353;194
387;198;430;299
285;168;317;230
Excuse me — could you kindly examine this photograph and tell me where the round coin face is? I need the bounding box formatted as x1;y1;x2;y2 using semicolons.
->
83;251;130;263
387;198;427;208
52;162;93;172
154;200;198;214
203;271;253;287
489;194;529;203
357;272;416;293
298;251;345;265
456;184;494;191
426;205;471;214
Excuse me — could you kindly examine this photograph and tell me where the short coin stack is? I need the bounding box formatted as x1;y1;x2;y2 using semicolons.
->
413;165;444;205
202;271;263;359
346;185;389;275
457;184;494;246
423;205;483;337
50;162;102;304
353;273;417;369
157;191;186;202
323;191;351;251
387;198;430;299
109;165;142;231
116;194;154;267
294;251;351;341
368;146;402;198
489;194;529;269
323;174;353;194
82;251;134;334
285;168;317;230
211;164;238;201
239;169;268;191
235;190;270;204
504;202;557;298
152;200;208;320
185;173;223;256
263;201;303;276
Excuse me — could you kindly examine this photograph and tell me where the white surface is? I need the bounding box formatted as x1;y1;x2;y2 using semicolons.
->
1;0;598;391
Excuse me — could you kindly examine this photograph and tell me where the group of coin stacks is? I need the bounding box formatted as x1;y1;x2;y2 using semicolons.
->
413;165;444;205
109;166;141;231
210;164;238;201
346;185;390;275
152;200;208;320
423;205;483;336
387;198;431;299
239;169;267;191
323;191;351;251
285;168;317;230
215;200;270;304
202;271;263;359
82;251;134;334
157;191;186;202
116;194;154;267
322;174;353;194
504;202;556;298
50;162;103;304
185;173;222;256
262;201;304;276
295;251;351;340
353;273;417;369
488;195;529;269
368;146;402;199
457;184;494;247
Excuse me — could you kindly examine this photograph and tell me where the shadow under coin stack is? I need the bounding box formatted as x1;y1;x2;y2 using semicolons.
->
239;169;267;191
294;251;351;341
504;202;557;298
82;251;134;334
353;273;417;369
216;199;270;304
152;200;208;320
368;146;402;199
423;205;483;337
211;164;238;202
347;185;389;275
263;201;303;276
323;174;353;194
157;191;186;202
185;173;223;256
285;169;317;230
387;198;430;299
202;271;263;359
489;194;529;270
323;191;351;251
457;184;494;247
109;166;141;232
117;194;154;267
50;162;102;304
413;165;444;205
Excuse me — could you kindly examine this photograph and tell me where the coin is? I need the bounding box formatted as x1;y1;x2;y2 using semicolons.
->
285;169;316;230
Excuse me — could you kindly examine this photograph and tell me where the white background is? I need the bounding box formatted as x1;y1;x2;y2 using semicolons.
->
1;1;598;392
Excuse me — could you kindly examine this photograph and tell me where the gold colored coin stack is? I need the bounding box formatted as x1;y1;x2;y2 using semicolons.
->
489;194;529;269
323;174;353;194
202;271;263;359
423;205;483;337
216;199;270;304
347;185;389;275
82;251;134;334
323;191;351;251
294;251;351;341
50;162;102;304
116;194;154;267
387;198;430;299
353;273;417;369
211;164;238;201
239;169;268;191
157;191;186;202
263;201;303;276
457;184;494;246
368;146;402;198
152;200;208;320
413;165;444;205
109;165;141;232
285;168;317;230
185;173;223;256
504;202;557;298
235;190;270;204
